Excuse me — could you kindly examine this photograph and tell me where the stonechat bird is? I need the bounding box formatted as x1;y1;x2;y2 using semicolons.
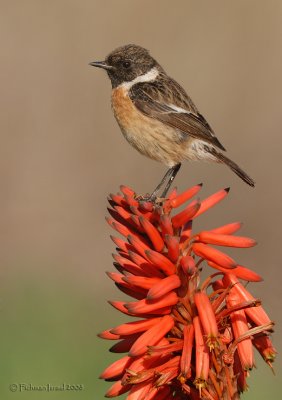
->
90;44;254;199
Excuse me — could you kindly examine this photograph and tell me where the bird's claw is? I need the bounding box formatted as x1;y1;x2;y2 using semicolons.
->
136;193;167;205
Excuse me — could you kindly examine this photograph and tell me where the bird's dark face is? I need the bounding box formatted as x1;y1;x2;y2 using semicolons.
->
90;44;159;88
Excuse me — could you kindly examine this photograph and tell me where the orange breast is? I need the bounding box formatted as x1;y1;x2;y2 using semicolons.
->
111;86;188;166
111;87;142;130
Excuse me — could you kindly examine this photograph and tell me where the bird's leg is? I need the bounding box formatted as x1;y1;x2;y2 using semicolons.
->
147;167;175;202
160;163;181;198
146;163;181;203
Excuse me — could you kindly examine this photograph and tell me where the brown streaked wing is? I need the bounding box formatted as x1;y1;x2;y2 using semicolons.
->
129;78;226;151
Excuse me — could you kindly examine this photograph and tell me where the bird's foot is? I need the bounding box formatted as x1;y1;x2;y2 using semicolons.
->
136;193;168;207
136;193;156;203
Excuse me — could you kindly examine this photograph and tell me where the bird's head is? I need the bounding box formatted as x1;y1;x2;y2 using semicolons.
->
90;44;160;88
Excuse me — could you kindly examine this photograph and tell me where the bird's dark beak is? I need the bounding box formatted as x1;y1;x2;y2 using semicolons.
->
89;61;114;71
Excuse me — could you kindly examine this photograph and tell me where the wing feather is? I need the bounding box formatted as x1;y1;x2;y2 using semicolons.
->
129;77;226;151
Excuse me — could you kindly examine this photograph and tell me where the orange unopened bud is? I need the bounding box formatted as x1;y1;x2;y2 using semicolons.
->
198;231;257;248
113;205;135;224
124;193;139;207
210;221;242;235
98;329;120;340
127;340;169;374
147;274;181;300
123;275;161;290
194;188;230;218
170;184;203;208
115;281;147;300
106;217;132;237
130;214;145;231
111;317;162;336
127;251;163;278
145;249;176;275
139;200;154;212
171;200;201;228
207;261;263;282
165;235;180;263
129;315;175;357
159;214;174;235
139;216;165;252
192;243;237;269
120;185;135;197
112;254;145;276
110;235;134;253
127;235;151;259
149;341;183;356
105;380;131;398
100;355;132;379
129;204;152;218
109;334;141;353
108;300;133;315
106;271;126;284
126;380;152;400
180;255;196;275
180;220;193;245
125;292;178;315
154;355;181;375
108;193;127;207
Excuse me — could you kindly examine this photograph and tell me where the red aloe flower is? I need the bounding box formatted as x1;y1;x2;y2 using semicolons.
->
100;184;276;399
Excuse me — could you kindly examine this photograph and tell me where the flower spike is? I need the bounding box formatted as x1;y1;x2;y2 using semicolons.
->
99;184;275;399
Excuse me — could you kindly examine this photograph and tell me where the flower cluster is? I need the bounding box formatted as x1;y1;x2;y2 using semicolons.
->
99;184;276;400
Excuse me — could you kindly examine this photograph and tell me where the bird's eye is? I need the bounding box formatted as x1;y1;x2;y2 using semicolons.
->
122;60;131;69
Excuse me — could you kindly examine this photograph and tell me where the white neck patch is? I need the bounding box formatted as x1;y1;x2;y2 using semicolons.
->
119;67;159;90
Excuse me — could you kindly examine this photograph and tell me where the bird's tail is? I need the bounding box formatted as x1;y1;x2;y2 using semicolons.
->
210;149;255;187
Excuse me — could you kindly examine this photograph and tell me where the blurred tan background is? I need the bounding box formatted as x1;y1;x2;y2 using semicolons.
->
0;1;281;399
